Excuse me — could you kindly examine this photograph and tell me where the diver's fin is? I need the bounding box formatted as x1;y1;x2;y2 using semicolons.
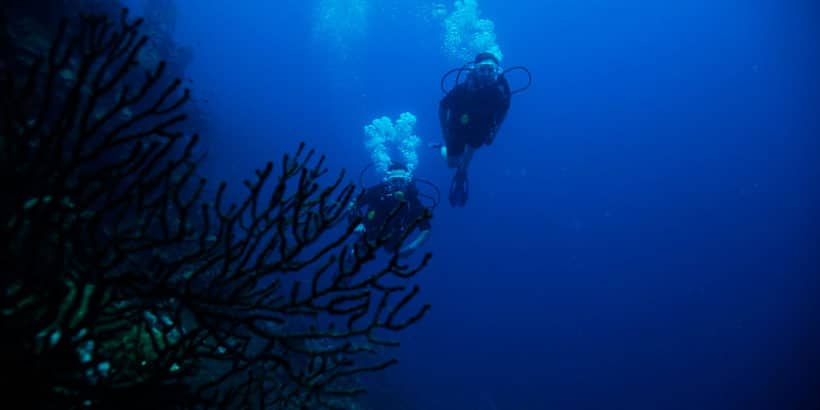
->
449;169;469;207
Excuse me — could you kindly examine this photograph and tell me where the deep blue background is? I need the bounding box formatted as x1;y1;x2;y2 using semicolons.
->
129;1;819;409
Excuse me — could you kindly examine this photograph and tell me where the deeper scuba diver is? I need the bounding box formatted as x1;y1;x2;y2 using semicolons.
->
347;161;434;259
435;52;531;207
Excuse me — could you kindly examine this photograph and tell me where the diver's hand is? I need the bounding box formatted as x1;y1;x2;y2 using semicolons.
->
429;142;448;159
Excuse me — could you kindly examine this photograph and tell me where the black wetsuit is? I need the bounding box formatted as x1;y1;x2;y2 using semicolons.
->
352;181;431;253
439;75;512;158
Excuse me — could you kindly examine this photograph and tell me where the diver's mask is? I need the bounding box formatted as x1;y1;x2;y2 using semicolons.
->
383;168;411;196
470;59;501;87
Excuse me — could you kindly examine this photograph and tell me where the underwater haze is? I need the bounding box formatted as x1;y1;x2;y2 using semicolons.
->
128;0;819;409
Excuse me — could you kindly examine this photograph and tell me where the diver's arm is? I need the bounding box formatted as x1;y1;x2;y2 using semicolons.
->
487;97;511;144
347;185;377;224
398;229;431;258
499;75;512;107
440;86;464;138
486;78;512;145
345;199;359;223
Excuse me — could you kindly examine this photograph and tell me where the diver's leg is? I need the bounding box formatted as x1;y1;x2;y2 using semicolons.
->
458;145;476;172
447;152;461;169
448;146;474;207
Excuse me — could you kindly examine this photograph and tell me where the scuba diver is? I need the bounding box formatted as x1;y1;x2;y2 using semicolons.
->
436;52;531;207
347;161;434;259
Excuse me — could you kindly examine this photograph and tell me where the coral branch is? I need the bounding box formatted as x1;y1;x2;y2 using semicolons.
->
1;6;432;410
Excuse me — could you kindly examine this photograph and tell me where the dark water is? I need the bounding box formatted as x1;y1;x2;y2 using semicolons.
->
129;0;819;408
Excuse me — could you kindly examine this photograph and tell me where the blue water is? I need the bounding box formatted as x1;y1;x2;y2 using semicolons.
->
129;1;819;408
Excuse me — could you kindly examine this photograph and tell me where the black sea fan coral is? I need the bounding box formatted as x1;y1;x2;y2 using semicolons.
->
1;7;431;410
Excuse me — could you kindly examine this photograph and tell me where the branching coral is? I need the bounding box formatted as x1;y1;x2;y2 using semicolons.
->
1;7;431;410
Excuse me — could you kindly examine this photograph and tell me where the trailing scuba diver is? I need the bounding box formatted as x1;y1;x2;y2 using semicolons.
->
435;52;532;207
346;161;439;262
